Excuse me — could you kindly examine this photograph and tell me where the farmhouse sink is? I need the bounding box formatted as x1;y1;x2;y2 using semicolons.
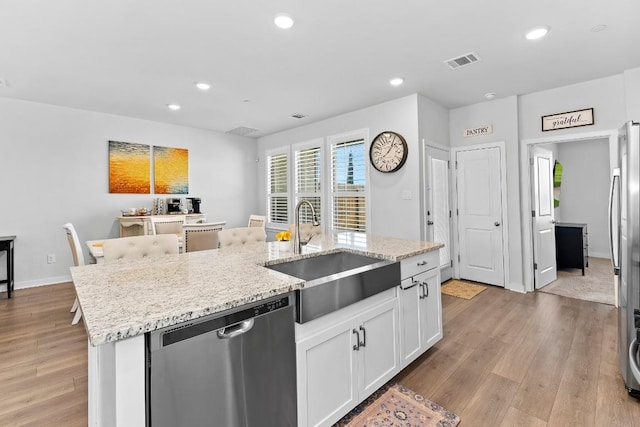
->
266;251;400;323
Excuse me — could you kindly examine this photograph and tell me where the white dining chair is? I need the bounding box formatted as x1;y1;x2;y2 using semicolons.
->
102;234;180;263
183;221;226;252
247;214;266;228
218;227;266;247
150;216;186;242
63;223;85;325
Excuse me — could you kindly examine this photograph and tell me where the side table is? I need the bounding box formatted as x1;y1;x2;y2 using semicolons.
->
0;236;15;299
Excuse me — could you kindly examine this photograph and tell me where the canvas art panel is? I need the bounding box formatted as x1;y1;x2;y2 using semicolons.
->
108;140;151;194
154;146;189;194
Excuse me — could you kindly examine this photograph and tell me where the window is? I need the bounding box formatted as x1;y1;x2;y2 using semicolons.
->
294;142;322;223
266;150;289;225
329;132;367;233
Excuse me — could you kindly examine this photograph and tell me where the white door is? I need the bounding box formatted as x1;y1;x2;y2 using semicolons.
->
425;145;452;281
532;146;557;288
456;147;505;286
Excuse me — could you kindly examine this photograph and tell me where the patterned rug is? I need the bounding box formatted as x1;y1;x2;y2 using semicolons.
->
334;382;460;427
441;279;487;300
538;257;614;305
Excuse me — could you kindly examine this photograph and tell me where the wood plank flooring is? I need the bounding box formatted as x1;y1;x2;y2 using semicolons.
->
396;285;640;426
1;282;640;426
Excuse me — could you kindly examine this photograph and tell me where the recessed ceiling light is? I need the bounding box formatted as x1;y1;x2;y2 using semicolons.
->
195;82;210;91
525;26;550;40
167;104;181;111
591;24;607;32
274;13;294;29
390;77;404;86
484;92;496;100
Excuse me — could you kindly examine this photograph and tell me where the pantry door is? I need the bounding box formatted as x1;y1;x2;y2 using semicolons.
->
456;145;505;287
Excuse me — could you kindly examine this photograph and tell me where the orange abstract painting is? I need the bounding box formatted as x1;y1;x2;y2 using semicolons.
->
108;141;150;193
154;146;189;194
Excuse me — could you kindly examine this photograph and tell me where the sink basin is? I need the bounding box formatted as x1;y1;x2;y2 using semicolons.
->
266;251;400;323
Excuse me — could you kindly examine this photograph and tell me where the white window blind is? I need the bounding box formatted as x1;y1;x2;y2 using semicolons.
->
330;138;367;232
267;152;289;225
295;146;322;223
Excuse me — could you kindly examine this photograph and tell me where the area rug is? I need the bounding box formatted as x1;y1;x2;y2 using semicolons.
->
334;382;460;427
538;257;614;305
441;279;487;300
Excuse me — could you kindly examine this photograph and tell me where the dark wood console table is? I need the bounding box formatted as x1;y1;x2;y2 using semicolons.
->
0;236;15;298
555;223;588;275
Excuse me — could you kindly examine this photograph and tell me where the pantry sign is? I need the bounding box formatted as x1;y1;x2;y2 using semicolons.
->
541;108;594;132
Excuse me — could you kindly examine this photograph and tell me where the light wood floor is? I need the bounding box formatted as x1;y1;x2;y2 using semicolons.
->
396;284;640;426
0;282;87;426
2;282;640;426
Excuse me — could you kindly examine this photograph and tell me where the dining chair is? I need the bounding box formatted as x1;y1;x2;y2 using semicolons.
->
218;227;266;247
102;234;180;263
247;214;266;228
289;223;322;245
150;216;186;242
63;223;85;325
183;221;226;252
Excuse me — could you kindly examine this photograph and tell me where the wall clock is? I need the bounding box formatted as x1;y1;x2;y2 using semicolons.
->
369;131;408;173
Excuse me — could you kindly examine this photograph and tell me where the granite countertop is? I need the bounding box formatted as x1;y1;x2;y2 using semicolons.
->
70;232;442;346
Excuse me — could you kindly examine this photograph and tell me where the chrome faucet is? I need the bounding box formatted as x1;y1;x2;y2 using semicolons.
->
294;199;320;254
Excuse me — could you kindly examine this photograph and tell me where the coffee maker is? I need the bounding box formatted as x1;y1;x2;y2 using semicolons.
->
186;197;201;214
166;198;183;214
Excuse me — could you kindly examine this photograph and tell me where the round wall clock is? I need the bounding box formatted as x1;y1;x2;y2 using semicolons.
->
369;131;408;173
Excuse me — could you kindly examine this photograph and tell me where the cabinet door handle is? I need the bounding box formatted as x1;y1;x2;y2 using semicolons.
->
419;283;425;299
352;328;360;351
359;325;366;347
417;260;428;266
424;282;429;298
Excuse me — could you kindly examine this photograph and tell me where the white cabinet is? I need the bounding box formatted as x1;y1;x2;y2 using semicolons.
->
398;250;442;368
296;296;399;427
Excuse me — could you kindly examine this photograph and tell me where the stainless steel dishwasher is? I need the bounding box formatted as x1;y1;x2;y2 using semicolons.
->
147;293;297;427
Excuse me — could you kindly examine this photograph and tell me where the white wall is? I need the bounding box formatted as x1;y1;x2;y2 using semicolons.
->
625;67;640;122
0;97;257;289
257;94;449;241
449;95;523;291
555;138;610;258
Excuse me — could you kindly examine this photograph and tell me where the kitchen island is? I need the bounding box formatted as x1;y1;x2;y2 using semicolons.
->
70;233;442;426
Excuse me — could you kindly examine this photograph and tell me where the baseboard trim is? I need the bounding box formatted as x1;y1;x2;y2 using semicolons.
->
0;275;71;294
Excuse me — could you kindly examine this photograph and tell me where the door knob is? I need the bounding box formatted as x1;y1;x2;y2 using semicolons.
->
427;221;434;226
494;222;501;227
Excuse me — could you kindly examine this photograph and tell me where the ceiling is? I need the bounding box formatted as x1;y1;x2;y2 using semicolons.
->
1;1;639;138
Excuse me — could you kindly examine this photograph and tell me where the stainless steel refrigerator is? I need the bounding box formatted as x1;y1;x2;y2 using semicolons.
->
610;121;640;396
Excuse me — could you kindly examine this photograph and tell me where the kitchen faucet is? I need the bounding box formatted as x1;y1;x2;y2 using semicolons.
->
294;199;320;254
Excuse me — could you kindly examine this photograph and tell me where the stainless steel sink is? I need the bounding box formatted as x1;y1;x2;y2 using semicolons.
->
266;251;400;323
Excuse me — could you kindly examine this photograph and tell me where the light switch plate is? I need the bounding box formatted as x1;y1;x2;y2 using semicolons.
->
402;190;412;200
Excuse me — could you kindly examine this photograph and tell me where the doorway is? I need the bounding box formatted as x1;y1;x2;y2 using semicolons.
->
423;143;452;281
451;142;509;287
522;129;618;304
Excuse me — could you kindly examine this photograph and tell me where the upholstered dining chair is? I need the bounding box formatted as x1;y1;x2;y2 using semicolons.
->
183;221;226;252
218;227;266;247
150;216;186;244
247;214;266;228
289;223;322;245
63;223;85;325
102;234;179;263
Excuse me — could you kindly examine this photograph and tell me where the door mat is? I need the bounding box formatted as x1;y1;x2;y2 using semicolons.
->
334;381;460;427
441;279;487;300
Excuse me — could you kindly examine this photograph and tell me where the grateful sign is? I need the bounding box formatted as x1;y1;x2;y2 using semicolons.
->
541;108;594;132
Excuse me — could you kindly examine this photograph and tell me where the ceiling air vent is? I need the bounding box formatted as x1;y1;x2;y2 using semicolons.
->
444;52;481;70
225;126;258;136
290;113;307;119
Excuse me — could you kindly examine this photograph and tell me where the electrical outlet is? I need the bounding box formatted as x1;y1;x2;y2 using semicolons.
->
47;254;56;264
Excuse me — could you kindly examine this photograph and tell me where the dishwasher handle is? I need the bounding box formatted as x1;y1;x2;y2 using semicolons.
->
217;319;255;339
